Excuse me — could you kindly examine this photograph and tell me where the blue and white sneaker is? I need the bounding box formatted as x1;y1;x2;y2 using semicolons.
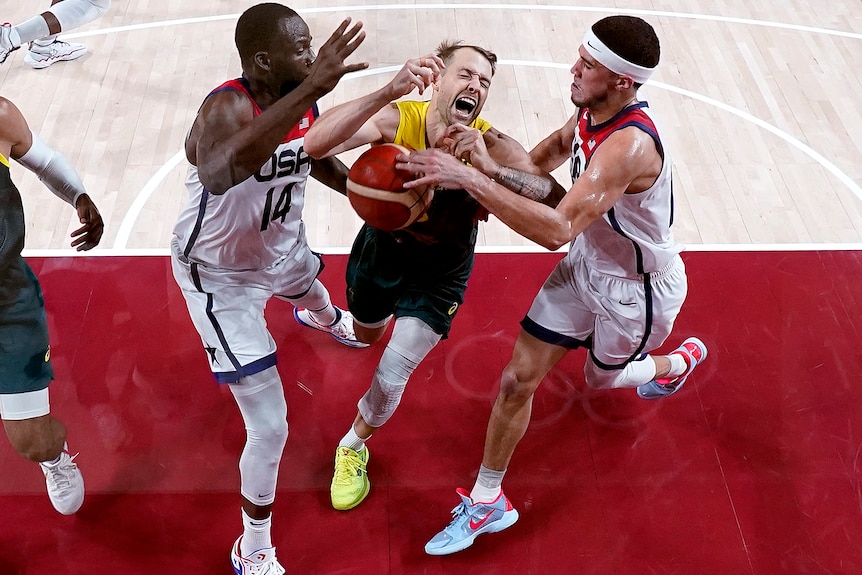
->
637;337;708;400
293;306;369;348
230;536;285;575
425;488;519;556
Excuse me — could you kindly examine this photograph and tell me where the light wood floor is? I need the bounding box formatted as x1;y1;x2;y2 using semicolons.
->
2;1;861;253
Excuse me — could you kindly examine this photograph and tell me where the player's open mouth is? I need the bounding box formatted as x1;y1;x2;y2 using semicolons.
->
453;96;477;119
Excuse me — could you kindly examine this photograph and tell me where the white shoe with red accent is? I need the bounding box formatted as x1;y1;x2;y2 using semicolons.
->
0;23;18;65
637;337;708;400
293;306;369;348
230;536;285;575
24;38;87;69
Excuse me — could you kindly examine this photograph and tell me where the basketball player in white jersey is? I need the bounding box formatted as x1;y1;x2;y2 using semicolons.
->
169;5;366;574
0;1;110;69
401;15;708;554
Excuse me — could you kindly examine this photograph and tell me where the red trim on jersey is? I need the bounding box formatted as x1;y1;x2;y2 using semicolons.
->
577;103;659;162
208;78;317;144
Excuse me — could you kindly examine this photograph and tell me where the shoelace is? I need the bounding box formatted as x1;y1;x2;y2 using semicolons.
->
33;41;70;56
45;453;79;491
333;450;365;485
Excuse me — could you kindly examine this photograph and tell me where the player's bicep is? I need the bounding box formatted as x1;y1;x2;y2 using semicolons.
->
0;98;34;159
194;92;254;192
530;116;576;172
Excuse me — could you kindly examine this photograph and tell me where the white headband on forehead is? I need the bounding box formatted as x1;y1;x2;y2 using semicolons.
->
582;28;656;84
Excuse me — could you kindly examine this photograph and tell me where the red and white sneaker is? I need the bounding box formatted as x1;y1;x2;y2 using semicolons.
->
24;38;87;69
0;23;19;65
637;337;708;400
230;536;285;575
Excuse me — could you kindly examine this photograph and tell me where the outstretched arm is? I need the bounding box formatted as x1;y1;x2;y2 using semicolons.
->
437;124;566;207
0;96;103;251
193;18;367;194
399;125;656;251
310;155;350;197
304;54;444;158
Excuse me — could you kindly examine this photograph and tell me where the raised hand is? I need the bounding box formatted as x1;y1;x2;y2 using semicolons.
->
306;18;369;94
386;54;445;100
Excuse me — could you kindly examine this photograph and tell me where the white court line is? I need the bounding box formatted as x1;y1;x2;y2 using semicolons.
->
22;243;862;258
60;4;862;41
52;4;860;254
111;62;862;252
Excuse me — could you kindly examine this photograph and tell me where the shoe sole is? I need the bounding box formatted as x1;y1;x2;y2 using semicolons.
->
293;308;368;348
424;509;520;556
24;48;87;69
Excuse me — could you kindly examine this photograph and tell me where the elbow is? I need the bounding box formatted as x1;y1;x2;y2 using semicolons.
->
199;171;228;196
303;135;328;160
541;237;569;252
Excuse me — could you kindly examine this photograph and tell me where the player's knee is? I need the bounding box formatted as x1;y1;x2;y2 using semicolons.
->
5;417;66;462
583;360;628;390
497;365;538;404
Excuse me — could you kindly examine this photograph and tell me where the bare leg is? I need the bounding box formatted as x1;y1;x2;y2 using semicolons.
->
481;330;568;472
4;414;66;462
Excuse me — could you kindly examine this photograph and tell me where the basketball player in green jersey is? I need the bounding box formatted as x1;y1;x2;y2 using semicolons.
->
0;96;103;515
303;41;565;511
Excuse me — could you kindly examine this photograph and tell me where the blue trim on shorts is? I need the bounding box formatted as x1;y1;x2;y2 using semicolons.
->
520;315;589;350
190;262;245;379
213;353;277;384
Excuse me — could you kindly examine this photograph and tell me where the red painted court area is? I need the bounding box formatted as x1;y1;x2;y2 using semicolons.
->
2;251;861;574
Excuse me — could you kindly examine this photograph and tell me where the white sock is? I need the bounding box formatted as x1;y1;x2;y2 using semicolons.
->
241;509;273;556
13;17;50;47
308;304;337;327
33;35;59;48
470;465;505;503
666;353;688;378
339;426;369;452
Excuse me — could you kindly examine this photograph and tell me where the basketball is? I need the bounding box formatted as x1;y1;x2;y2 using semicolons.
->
347;143;434;231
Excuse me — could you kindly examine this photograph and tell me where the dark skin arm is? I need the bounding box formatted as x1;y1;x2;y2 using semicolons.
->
187;18;366;194
310;155;350;196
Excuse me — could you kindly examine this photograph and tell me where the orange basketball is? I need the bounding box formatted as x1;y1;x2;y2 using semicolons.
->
347;143;434;231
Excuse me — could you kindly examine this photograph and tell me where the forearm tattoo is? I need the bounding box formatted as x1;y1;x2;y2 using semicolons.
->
492;166;553;202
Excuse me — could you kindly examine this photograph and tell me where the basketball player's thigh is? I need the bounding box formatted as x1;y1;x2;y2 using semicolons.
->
173;269;275;365
0;281;54;397
525;259;596;341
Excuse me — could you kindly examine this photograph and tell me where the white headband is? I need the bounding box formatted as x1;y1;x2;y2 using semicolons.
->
582;28;656;84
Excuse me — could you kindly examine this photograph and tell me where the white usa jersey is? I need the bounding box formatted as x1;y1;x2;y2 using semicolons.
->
568;102;681;277
173;78;317;271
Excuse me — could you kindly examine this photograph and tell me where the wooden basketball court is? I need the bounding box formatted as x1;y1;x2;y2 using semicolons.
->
1;2;861;574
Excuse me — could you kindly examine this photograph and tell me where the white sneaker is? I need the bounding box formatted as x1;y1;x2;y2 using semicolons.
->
40;450;85;515
230;536;286;575
293;306;369;348
0;23;18;65
24;39;87;69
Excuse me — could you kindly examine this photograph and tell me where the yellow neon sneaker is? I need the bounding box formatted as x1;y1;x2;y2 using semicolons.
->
330;446;370;510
